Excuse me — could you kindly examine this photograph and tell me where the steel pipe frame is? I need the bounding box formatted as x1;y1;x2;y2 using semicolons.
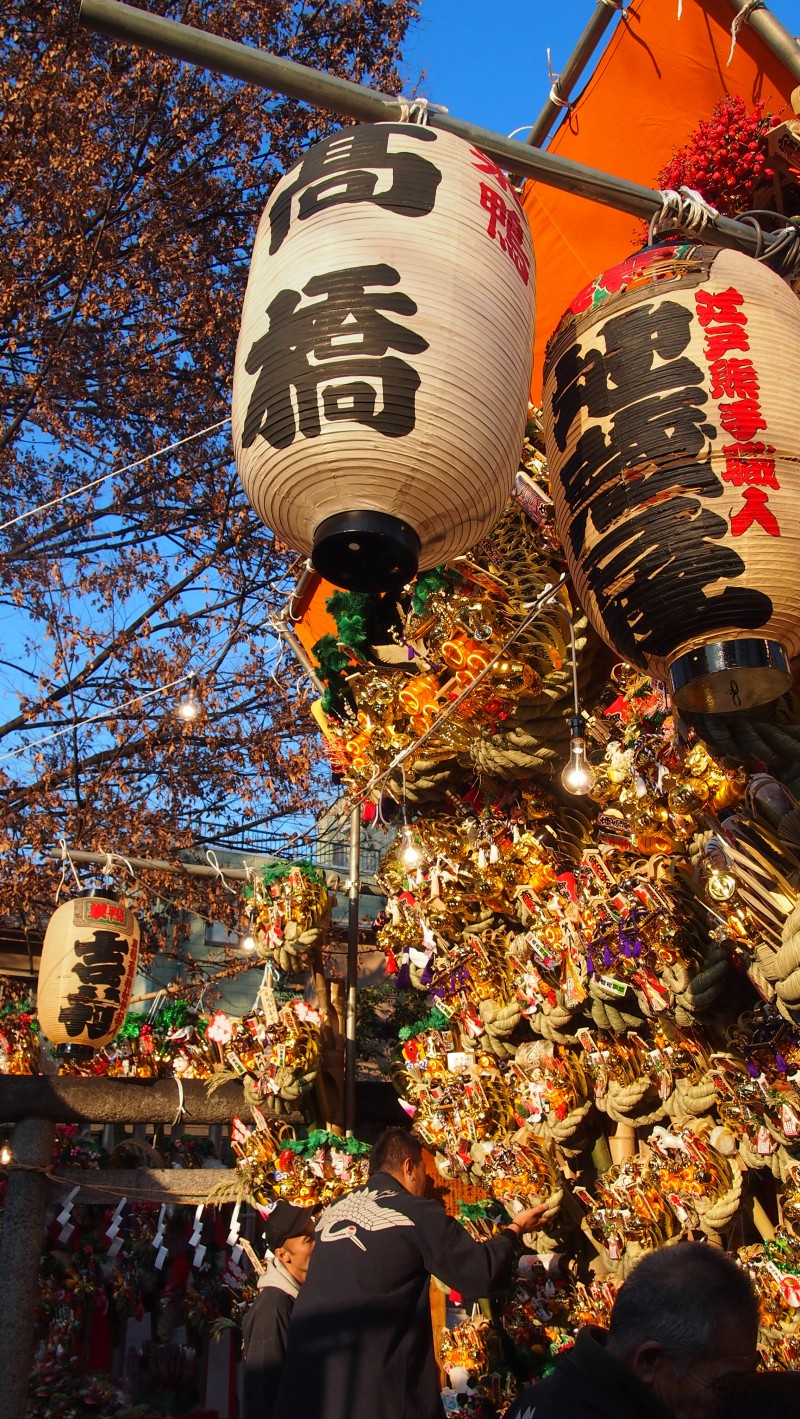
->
80;0;798;262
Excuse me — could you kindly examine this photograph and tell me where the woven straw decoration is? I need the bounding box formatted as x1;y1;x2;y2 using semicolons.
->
232;124;535;580
37;896;140;1048
542;243;800;711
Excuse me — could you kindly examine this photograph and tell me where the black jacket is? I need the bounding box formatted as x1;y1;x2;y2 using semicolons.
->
273;1170;517;1419
241;1268;298;1419
505;1327;673;1419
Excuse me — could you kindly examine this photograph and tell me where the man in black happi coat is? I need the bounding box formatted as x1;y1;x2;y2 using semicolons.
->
273;1127;546;1419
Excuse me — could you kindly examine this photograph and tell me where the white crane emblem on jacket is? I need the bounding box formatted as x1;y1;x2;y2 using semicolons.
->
318;1189;415;1251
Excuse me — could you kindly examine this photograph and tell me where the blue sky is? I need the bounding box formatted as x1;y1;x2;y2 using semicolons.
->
401;0;613;140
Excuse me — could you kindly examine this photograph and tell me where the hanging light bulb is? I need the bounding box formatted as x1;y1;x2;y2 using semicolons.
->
400;823;422;869
176;673;200;722
561;713;597;796
241;932;256;953
0;1143;11;1166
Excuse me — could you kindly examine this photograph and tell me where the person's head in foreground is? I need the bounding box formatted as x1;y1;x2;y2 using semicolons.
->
716;1368;800;1419
606;1243;759;1419
368;1126;428;1197
265;1200;316;1285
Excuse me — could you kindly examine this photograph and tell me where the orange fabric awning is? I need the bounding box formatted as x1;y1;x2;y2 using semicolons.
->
290;570;338;662
524;0;798;399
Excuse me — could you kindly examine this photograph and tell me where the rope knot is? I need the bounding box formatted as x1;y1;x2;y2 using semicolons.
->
649;186;719;244
397;96;448;125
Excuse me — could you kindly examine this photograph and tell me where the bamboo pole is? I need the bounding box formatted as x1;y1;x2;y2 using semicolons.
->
344;804;361;1137
79;0;796;263
525;0;622;150
728;0;800;82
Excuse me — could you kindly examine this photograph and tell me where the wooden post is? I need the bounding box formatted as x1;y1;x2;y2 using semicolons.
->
608;1121;636;1167
0;1116;56;1419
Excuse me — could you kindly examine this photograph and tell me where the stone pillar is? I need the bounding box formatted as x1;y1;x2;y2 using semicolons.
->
0;1116;56;1419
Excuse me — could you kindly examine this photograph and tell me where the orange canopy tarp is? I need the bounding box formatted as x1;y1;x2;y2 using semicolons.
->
290;570;338;663
524;0;798;398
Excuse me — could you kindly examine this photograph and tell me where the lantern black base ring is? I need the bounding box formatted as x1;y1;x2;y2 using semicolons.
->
312;510;421;593
669;637;791;715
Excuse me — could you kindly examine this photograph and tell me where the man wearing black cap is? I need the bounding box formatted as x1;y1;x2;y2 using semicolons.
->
241;1199;316;1419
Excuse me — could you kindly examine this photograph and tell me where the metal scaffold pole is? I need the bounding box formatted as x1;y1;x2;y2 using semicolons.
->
80;0;799;262
344;804;361;1137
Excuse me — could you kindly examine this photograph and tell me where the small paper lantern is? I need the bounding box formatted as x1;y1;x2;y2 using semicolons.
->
37;896;140;1048
232;123;535;592
542;242;800;713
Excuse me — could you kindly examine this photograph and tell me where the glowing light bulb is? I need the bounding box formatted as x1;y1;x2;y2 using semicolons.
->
560;715;597;796
0;1144;11;1166
400;824;422;869
176;674;200;722
241;933;256;953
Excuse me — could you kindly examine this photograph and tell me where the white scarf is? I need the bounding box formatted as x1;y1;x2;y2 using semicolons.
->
257;1254;300;1299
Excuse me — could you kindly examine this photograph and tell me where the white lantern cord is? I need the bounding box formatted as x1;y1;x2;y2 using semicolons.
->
551;601;597;796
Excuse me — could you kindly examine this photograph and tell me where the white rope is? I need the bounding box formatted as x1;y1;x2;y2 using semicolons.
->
0;672;195;764
548;85;572;111
173;1076;187;1126
397;96;448;125
0;418;231;535
649;186;719;244
55;838;84;903
205;848;236;894
546;50;573;112
147;990;166;1023
728;0;765;65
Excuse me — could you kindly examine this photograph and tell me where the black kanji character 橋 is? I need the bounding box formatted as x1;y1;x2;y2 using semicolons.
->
268;126;442;254
242;264;429;450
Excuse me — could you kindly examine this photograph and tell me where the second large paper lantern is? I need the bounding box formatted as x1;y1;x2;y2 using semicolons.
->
543;242;800;713
37;895;140;1047
232;123;536;592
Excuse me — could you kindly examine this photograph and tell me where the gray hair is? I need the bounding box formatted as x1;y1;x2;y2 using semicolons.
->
608;1244;759;1374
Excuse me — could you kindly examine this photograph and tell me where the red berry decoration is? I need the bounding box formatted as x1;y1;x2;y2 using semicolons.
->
658;95;774;216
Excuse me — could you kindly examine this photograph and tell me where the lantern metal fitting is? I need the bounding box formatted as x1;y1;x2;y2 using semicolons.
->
668;637;791;715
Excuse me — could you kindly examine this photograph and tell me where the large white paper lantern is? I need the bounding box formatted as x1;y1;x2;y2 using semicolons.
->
37;895;140;1048
232;123;535;591
542;242;800;713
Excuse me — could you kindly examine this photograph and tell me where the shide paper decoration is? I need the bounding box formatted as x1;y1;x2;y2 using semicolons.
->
543;242;800;715
37;895;140;1049
232;123;535;592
